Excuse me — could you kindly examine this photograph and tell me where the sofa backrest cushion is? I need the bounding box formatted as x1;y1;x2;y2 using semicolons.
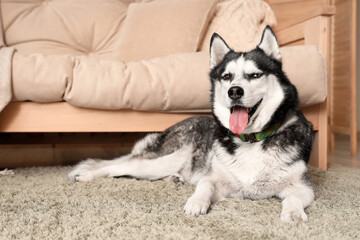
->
114;0;217;62
1;0;129;57
1;0;275;60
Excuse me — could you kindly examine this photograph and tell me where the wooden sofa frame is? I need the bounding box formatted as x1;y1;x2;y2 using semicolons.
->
0;6;335;170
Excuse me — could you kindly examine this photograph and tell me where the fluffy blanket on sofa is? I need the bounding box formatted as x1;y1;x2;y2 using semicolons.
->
0;46;13;112
0;13;14;113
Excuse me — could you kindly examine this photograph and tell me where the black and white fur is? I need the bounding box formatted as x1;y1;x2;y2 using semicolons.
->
68;26;314;223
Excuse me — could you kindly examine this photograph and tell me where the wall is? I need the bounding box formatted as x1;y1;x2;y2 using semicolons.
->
357;1;360;131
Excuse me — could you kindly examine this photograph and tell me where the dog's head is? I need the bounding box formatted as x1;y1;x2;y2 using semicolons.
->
209;26;298;134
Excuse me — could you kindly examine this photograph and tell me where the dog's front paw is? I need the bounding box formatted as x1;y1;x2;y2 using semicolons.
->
281;207;308;223
183;197;210;217
281;196;309;223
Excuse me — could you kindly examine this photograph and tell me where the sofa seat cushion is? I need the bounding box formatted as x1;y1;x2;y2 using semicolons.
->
114;0;217;62
12;46;327;111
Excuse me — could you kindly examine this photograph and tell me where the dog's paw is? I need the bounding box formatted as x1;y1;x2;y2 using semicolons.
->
68;159;104;182
68;167;94;182
70;172;95;182
281;207;308;223
170;174;185;185
281;196;309;223
163;173;185;185
183;197;210;217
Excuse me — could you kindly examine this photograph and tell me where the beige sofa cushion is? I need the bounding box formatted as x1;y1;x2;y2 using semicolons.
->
2;0;275;59
280;46;328;107
114;0;216;62
12;46;327;111
66;53;210;110
1;0;128;57
12;53;72;102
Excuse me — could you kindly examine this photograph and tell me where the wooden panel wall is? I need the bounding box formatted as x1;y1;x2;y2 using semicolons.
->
330;0;357;155
331;0;352;132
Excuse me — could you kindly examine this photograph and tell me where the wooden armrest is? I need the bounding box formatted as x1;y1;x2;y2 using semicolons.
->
274;6;336;32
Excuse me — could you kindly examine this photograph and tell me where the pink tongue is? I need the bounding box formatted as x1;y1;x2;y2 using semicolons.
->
229;106;248;134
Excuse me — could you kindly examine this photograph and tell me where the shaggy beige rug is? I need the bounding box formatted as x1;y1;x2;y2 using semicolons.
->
0;164;359;239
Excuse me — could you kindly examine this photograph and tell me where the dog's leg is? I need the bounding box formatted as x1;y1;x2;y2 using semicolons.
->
68;145;191;182
278;182;314;223
183;177;215;216
68;155;130;182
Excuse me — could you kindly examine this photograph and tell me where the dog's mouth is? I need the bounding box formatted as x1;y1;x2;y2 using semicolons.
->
229;99;262;134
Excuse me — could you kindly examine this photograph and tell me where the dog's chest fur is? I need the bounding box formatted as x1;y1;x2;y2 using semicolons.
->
212;138;303;200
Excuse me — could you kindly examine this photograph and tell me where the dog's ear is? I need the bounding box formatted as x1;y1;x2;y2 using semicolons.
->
258;26;281;61
210;33;231;69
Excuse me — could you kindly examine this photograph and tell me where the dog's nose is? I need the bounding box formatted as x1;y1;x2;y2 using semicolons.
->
228;86;244;100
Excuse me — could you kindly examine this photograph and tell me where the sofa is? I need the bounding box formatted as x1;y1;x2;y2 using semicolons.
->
0;0;334;169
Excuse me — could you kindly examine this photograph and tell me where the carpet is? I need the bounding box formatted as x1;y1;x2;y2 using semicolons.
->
0;164;359;239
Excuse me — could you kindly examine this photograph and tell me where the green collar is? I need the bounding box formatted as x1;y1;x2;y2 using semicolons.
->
235;122;281;143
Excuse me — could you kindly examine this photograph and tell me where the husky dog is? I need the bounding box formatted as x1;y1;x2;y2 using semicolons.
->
69;26;314;223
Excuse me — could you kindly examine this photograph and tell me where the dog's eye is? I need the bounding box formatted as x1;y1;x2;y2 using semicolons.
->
222;73;232;80
248;73;263;79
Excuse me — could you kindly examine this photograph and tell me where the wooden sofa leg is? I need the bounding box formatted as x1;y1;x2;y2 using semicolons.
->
309;132;319;168
351;132;357;156
329;132;335;151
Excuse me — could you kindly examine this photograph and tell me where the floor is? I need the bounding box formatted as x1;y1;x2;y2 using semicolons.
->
328;134;360;168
